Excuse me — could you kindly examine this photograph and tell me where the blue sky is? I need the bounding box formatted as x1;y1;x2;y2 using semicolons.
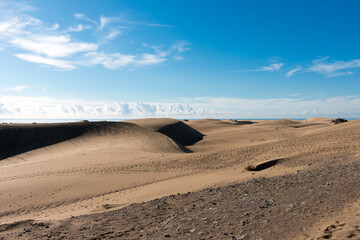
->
0;0;360;119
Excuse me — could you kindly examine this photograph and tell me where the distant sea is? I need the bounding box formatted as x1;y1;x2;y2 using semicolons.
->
1;118;358;124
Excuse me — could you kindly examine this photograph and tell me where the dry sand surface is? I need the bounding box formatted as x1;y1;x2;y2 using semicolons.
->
0;118;360;239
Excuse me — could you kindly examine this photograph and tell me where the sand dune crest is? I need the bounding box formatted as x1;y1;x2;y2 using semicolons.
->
127;118;204;146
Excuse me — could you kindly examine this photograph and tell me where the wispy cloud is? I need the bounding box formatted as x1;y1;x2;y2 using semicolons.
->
307;57;360;77
98;15;174;29
83;41;190;69
73;13;98;25
10;35;97;58
261;63;284;71
49;23;59;31
150;41;191;57
145;23;174;27
327;71;353;77
235;57;360;78
232;63;284;73
99;16;114;29
173;56;183;61
286;66;302;77
15;54;75;70
2;85;30;92
67;24;91;32
288;93;302;97
104;28;122;40
0;4;188;71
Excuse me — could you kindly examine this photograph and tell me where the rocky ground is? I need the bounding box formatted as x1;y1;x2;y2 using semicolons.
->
1;159;360;240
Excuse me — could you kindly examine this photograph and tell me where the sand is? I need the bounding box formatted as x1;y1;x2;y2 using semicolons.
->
0;118;359;239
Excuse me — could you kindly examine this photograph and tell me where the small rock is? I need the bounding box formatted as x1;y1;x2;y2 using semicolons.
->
164;233;171;238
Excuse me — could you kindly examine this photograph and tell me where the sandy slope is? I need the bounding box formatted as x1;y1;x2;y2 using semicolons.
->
2;160;359;240
0;118;359;239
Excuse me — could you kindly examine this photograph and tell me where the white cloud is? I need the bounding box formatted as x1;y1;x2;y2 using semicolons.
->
0;95;359;119
49;23;59;30
182;96;360;118
67;24;91;32
261;63;284;71
83;52;165;69
307;57;360;77
148;41;190;58
100;16;113;29
104;28;122;40
2;85;30;92
232;63;284;73
14;54;75;70
10;34;97;58
0;4;189;71
327;71;353;77
98;15;173;29
0;16;41;36
145;23;174;27
171;41;191;53
173;56;183;61
73;13;98;25
84;52;136;68
288;93;302;97
83;42;188;69
137;53;165;65
233;58;360;78
0;1;35;12
0;96;203;119
286;66;302;77
74;13;85;19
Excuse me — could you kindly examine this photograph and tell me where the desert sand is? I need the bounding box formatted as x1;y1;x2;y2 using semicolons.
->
0;118;360;239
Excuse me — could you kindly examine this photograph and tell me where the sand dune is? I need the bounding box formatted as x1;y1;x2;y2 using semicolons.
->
304;117;334;123
0;118;359;239
0;121;186;159
257;118;301;125
127;118;204;146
